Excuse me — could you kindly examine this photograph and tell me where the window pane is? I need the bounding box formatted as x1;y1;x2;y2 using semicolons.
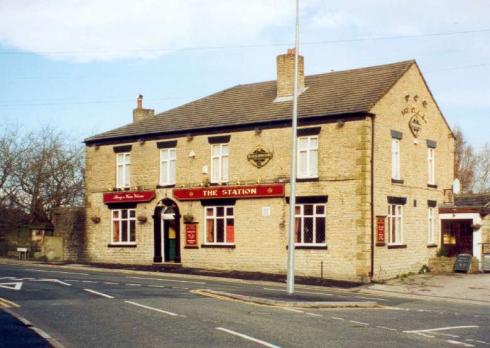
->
206;219;214;242
316;217;326;243
170;148;176;160
213;145;220;156
129;210;135;218
310;149;318;176
216;219;224;242
130;221;136;242
161;149;168;160
310;137;318;148
113;221;120;242
125;164;130;186
226;207;233;216
299;138;308;150
294;217;301;243
295;205;301;215
169;160;176;184
113;210;119;218
122;221;128;242
304;217;314;243
298;151;307;176
125;153;130;163
221;144;229;156
117;165;123;187
217;207;224;217
122;210;128;219
316;205;325;215
222;156;229;182
212;158;220;181
206;208;214;217
304;204;314;216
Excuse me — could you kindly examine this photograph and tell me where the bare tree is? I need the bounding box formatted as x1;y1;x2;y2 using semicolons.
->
11;127;84;223
453;127;477;193
0;125;21;207
474;143;490;193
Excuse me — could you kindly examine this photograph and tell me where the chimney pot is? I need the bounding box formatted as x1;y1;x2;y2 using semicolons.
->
137;94;143;109
133;94;154;123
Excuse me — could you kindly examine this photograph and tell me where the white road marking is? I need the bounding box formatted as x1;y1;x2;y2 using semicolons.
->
26;269;89;276
82;280;98;283
103;282;119;285
354;295;389;302
0;282;22;291
263;287;333;297
33;279;72;286
305;312;322;317
282;308;304;313
83;288;114;299
64;279;81;282
148;285;167;288
475;340;489;344
216;327;282;348
126;283;142;286
127;276;205;285
331;316;345;321
349;320;369;326
404;326;479;334
376;326;398;332
447;340;474;347
124;300;182;317
30;326;52;339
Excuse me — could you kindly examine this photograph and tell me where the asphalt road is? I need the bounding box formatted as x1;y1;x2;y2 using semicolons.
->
0;262;489;348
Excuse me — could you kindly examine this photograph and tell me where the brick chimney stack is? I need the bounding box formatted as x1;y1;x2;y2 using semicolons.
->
133;94;155;123
276;48;305;98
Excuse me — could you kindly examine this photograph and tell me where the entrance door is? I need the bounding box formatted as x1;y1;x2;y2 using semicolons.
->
153;199;181;263
441;219;473;256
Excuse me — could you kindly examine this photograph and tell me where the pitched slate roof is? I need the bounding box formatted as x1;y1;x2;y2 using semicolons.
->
454;193;490;208
85;60;416;143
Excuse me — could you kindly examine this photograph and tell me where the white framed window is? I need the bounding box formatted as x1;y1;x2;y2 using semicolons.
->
111;209;136;244
427;147;435;185
428;207;436;244
160;148;176;186
298;136;318;179
294;203;326;245
391;139;400;180
204;206;234;244
387;204;403;245
116;152;131;188
211;144;229;184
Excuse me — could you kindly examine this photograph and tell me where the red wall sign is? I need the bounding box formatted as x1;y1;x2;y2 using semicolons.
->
185;224;198;247
173;184;285;201
376;216;386;246
103;190;156;204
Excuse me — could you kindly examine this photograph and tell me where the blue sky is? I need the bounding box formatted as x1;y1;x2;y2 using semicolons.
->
0;0;488;147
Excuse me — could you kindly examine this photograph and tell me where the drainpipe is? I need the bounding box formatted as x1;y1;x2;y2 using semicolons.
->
369;113;376;281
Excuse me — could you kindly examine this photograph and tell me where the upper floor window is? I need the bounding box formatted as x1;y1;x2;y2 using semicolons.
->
294;203;326;245
387;204;403;245
427;147;435;185
391;138;401;180
211;144;229;184
204;206;234;244
298;136;318;179
116;152;131;188
112;209;136;244
160;148;176;186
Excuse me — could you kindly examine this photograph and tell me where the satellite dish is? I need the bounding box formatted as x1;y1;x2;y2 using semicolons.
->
453;178;461;195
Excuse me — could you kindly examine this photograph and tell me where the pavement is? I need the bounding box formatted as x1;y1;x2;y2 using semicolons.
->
1;258;490;347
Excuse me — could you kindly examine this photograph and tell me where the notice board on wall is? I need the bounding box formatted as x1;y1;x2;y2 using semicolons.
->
185;224;198;248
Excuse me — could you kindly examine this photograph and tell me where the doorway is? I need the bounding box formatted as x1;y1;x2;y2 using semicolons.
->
153;199;181;263
441;219;473;256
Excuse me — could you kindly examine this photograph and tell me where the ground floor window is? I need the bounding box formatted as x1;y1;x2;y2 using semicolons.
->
204;206;234;244
112;209;136;244
294;203;326;245
387;204;403;245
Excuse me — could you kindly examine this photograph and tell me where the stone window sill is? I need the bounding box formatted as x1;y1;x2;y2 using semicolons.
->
157;184;176;189
200;244;236;249
387;244;407;249
184;245;199;249
391;179;404;184
107;243;137;248
296;177;319;183
427;184;438;189
427;244;438;248
287;245;328;250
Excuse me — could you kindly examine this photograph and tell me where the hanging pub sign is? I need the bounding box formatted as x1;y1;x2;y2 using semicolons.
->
173;184;285;201
376;216;386;246
185;224;198;247
103;190;156;204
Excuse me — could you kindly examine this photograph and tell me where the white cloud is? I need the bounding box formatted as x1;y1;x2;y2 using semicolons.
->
0;0;296;62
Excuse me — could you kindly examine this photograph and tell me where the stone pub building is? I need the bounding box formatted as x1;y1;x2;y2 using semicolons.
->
84;50;454;282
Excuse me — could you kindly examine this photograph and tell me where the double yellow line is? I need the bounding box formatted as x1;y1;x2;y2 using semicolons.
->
0;297;20;308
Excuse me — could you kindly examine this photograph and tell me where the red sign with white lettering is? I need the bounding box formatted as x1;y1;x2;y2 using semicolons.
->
173;184;285;201
103;191;156;204
376;216;386;246
185;224;198;246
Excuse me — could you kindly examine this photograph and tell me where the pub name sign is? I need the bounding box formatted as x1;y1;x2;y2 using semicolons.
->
173;184;285;201
103;190;156;204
